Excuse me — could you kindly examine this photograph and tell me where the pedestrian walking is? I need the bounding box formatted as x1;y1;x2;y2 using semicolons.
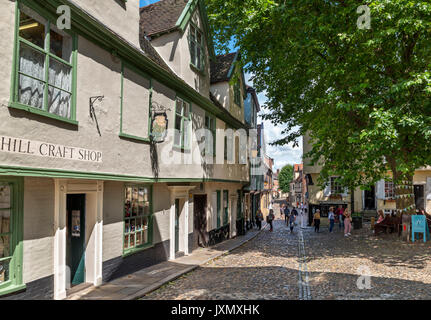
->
256;210;264;230
284;206;290;225
267;209;275;232
313;209;321;233
280;204;285;219
344;208;352;237
288;212;296;233
292;207;298;216
336;205;345;230
328;207;335;233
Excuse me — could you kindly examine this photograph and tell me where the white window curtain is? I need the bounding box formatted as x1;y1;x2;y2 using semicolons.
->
18;44;45;109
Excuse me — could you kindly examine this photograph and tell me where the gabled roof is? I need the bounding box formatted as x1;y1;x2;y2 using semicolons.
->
246;85;261;112
210;52;238;84
140;0;188;37
140;0;215;58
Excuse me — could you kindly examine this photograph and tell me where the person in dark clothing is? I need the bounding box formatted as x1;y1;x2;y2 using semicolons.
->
313;209;321;233
284;206;290;225
289;212;296;233
267;209;275;232
291;207;298;216
256;210;264;230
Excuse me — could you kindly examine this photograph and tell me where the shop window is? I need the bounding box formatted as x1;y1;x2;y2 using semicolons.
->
12;4;77;123
0;178;24;296
124;185;152;253
385;181;395;199
174;97;191;150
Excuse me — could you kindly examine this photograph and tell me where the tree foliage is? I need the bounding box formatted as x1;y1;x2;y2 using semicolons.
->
206;0;431;213
278;164;294;193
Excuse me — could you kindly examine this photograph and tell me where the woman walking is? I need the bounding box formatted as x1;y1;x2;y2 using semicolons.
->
313;209;321;233
256;210;264;230
344;209;352;237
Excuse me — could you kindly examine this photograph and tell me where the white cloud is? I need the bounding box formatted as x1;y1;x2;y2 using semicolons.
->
245;72;303;171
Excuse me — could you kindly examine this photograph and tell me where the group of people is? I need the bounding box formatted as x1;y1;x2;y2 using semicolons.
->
312;205;353;237
254;207;276;232
253;203;301;234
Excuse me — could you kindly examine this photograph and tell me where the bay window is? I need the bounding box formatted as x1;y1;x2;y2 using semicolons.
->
0;178;24;296
12;4;77;123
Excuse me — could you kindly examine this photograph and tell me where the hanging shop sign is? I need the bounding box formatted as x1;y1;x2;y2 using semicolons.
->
0;135;102;163
150;101;170;143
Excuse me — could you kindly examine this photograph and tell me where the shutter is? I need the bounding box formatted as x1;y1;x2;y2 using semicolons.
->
426;177;431;201
376;179;385;200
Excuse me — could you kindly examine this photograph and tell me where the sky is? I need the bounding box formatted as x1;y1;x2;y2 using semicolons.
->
139;0;303;170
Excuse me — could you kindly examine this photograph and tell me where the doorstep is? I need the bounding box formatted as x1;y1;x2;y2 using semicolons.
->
66;223;267;300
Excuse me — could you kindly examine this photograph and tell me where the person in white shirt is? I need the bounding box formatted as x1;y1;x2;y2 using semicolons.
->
328;207;335;233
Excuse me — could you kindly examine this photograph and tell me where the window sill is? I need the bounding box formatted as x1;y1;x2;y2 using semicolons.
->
0;284;26;297
123;243;154;257
9;102;78;126
119;133;150;143
173;145;191;153
190;63;206;76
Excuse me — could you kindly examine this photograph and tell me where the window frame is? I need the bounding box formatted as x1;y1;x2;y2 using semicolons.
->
10;2;78;125
188;22;205;73
174;96;192;151
119;61;153;142
330;177;343;195
384;181;395;200
122;184;153;256
204;113;216;157
0;177;25;297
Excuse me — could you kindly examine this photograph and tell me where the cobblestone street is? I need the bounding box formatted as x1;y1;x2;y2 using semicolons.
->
143;205;431;300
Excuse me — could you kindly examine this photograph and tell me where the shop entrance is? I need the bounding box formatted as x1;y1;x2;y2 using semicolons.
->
364;186;376;210
66;194;86;286
193;195;207;248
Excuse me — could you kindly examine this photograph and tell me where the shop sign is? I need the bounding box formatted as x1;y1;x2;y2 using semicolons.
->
0;135;102;163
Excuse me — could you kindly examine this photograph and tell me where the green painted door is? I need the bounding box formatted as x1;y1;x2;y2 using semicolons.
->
175;199;179;253
67;194;86;286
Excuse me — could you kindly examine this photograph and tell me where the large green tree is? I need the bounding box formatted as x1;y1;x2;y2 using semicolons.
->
278;164;294;193
207;0;431;215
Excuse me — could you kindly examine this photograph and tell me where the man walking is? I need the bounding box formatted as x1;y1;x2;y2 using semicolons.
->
284;206;290;225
